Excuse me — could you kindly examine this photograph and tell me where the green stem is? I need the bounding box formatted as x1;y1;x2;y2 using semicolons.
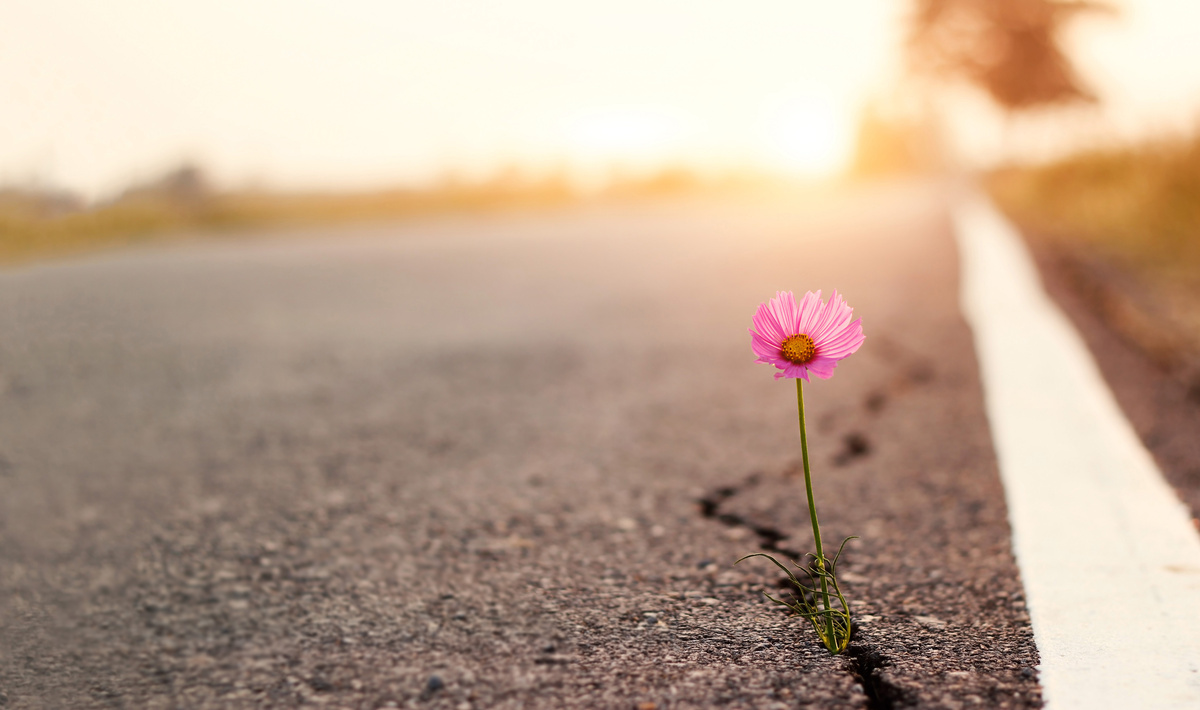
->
796;377;835;646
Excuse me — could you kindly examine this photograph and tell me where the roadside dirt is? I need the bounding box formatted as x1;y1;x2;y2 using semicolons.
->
1020;230;1200;523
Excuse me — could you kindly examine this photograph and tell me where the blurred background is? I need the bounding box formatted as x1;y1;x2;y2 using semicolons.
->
2;0;1199;334
7;6;1200;705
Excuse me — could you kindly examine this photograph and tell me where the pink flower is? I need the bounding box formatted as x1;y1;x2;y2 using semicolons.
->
749;290;865;381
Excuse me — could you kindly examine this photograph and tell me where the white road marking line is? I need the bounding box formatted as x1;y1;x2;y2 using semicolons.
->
953;193;1200;710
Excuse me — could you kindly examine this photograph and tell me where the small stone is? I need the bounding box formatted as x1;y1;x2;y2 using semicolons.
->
541;643;556;653
427;675;444;692
696;559;714;569
309;677;334;692
1020;667;1036;679
913;615;946;629
452;612;468;621
636;703;657;710
185;654;215;669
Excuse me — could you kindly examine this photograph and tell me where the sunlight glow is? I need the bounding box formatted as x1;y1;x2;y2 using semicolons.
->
1;1;902;195
763;97;853;177
564;107;689;164
15;1;1200;193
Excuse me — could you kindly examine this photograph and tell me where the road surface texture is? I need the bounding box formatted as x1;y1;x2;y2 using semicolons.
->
0;182;1042;709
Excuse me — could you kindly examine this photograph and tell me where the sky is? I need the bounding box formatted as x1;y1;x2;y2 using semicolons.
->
955;0;1200;166
3;1;1200;198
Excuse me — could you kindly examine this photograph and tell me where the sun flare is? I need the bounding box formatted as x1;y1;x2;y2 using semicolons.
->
564;108;687;163
764;98;853;177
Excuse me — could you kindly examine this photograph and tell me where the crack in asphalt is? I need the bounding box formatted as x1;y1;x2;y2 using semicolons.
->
695;355;936;708
698;469;903;708
845;642;909;710
833;431;872;467
696;472;804;562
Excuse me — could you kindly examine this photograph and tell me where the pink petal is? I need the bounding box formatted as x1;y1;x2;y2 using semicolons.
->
805;356;839;379
758;354;790;369
751;304;785;345
810;290;853;343
806;301;837;343
818;320;865;359
750;328;782;359
775;362;811;381
750;289;864;380
770;291;800;335
795;290;823;333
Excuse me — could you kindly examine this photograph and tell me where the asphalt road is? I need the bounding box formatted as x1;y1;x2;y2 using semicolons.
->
0;182;1041;709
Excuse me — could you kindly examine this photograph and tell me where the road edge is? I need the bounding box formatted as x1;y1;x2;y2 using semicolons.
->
952;191;1200;709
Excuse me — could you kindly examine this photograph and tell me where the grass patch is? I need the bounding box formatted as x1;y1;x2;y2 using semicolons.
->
989;133;1200;274
989;132;1200;368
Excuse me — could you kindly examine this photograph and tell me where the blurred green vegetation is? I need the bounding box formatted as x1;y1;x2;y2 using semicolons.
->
0;165;791;267
989;131;1200;369
989;132;1200;274
0;166;583;266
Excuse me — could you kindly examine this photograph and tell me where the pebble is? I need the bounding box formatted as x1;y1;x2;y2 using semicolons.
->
913;615;947;629
427;675;444;692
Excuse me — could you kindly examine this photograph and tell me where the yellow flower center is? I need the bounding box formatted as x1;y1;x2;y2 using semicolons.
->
781;333;816;364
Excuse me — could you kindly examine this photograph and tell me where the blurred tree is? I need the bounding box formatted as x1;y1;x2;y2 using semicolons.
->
907;0;1113;111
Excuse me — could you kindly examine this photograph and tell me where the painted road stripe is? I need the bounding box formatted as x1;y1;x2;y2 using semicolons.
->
953;194;1200;709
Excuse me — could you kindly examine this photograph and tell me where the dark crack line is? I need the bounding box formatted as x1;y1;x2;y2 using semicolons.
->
696;473;804;561
845;642;909;710
833;431;872;466
697;470;905;708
